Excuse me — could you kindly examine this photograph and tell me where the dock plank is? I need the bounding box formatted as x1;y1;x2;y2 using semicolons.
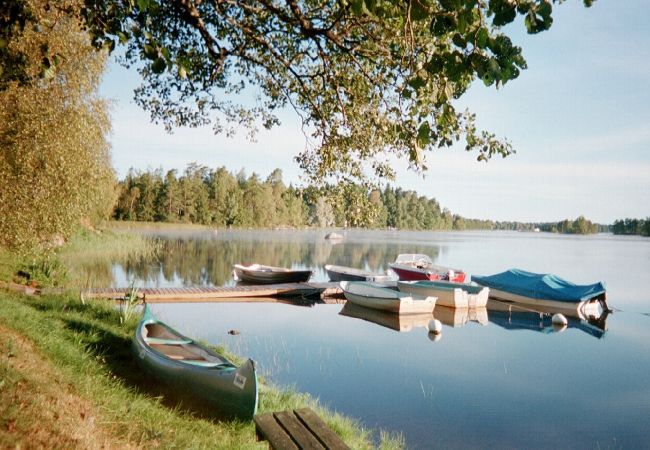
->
254;413;299;450
295;408;350;450
255;408;349;450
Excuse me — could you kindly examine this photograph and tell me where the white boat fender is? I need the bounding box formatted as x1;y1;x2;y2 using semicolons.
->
552;313;568;326
428;332;442;342
428;319;443;335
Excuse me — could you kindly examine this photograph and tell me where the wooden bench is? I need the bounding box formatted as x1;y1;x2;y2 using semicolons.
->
254;407;350;450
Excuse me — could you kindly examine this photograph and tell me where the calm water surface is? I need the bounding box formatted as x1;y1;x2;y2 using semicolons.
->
112;230;650;449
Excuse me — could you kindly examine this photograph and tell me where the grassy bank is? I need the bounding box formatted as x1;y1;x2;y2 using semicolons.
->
1;225;403;448
0;291;402;448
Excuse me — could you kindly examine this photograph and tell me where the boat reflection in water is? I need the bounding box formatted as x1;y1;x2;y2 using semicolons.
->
339;302;433;333
486;299;609;339
339;302;488;336
433;305;488;327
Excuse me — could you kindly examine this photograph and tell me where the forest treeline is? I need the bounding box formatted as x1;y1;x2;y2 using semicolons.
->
113;165;609;234
611;218;650;236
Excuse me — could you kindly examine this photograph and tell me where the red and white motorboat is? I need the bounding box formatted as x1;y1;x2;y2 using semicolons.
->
388;254;467;283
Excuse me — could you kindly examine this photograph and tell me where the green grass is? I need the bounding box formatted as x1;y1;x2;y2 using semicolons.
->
0;291;403;449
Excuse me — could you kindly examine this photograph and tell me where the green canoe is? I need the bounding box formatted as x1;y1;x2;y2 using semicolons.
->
132;304;258;420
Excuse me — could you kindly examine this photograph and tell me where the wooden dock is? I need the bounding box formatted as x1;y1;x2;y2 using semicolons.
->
84;282;344;303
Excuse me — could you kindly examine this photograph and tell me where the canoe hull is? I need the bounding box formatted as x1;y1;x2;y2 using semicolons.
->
133;306;258;420
398;281;489;308
233;264;312;284
340;281;436;314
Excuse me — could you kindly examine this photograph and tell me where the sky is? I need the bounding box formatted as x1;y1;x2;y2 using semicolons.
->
100;1;650;224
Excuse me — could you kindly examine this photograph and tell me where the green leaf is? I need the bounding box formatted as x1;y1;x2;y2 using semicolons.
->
117;31;129;44
143;44;157;60
151;58;166;74
410;0;429;21
417;122;431;147
407;76;426;91
137;0;150;11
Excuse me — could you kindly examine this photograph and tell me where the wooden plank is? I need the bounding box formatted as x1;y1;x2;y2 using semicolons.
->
295;408;350;450
273;411;324;450
254;413;299;450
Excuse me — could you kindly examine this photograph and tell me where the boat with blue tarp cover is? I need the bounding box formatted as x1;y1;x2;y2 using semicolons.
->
472;269;609;314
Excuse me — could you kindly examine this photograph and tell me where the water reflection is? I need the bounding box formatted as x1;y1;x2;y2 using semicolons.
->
110;229;444;287
435;305;488;327
339;302;433;332
486;299;609;339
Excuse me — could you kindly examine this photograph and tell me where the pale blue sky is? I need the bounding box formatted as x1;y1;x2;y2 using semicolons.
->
100;1;649;224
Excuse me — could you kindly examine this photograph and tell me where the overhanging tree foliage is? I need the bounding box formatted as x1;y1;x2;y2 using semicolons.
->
0;0;116;252
2;0;595;183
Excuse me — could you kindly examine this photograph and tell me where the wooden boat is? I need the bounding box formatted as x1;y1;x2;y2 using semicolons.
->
388;254;467;283
324;264;391;282
397;280;489;308
472;269;609;315
132;304;258;420
339;281;436;314
339;302;434;332
232;263;312;284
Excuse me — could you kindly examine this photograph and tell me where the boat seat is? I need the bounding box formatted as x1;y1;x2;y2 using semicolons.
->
145;337;193;345
181;360;236;368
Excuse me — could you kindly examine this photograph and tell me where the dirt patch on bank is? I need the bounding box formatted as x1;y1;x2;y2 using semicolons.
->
0;325;137;449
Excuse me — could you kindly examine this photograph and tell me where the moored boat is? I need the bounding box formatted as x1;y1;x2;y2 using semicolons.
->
339;281;436;314
397;280;489;308
325;264;391;282
232;263;312;284
388;254;467;283
132;304;258;420
472;268;609;315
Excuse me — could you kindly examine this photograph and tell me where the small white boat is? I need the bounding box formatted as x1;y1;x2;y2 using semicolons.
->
397;280;489;308
324;264;391;282
339;281;436;314
324;232;345;240
232;264;312;284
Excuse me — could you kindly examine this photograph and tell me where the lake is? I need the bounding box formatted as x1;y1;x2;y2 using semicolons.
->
110;229;650;449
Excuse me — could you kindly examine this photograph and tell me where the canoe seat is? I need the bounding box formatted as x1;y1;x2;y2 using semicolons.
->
145;337;193;345
182;360;236;369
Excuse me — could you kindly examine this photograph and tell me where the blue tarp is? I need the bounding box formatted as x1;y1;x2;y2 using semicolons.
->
472;269;606;303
